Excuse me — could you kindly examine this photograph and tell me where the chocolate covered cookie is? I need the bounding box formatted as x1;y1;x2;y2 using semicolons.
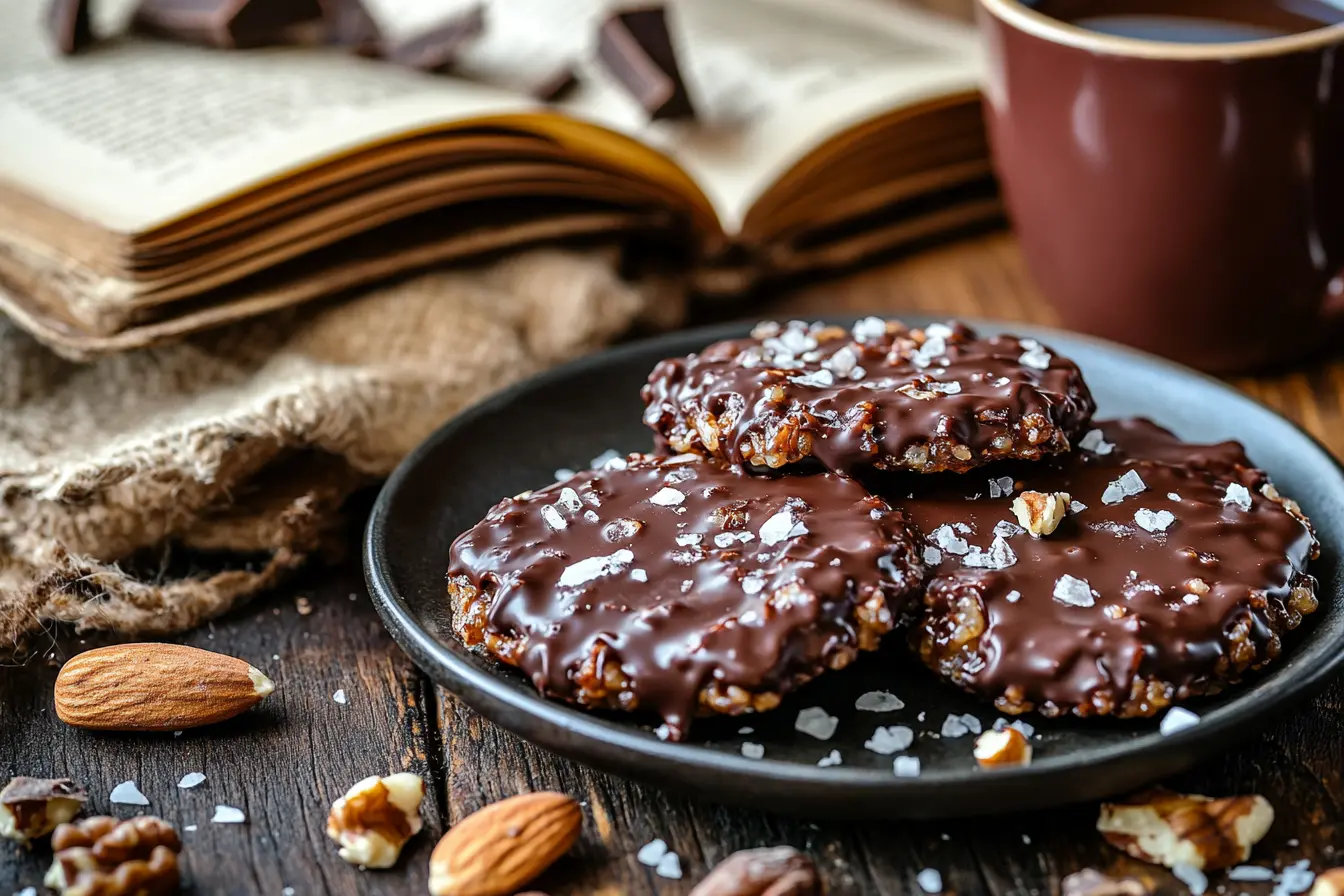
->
905;419;1318;719
642;318;1095;476
446;453;925;740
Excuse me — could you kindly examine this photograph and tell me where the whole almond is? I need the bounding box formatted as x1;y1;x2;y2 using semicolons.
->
690;846;822;896
54;643;274;731
428;792;580;896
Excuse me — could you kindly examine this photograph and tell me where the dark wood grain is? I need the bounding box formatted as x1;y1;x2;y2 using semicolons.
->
5;230;1344;895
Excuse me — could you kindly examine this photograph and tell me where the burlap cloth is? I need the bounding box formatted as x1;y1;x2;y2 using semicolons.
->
0;249;682;650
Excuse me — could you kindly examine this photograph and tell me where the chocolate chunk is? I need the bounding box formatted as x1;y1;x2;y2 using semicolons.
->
45;0;94;55
133;0;325;49
446;454;925;740
642;319;1096;476
382;5;486;73
597;6;695;121
317;0;381;54
906;418;1318;719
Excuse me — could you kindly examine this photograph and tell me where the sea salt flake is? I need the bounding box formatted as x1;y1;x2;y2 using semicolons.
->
1005;590;1022;604
1168;492;1182;501
963;536;1017;570
650;487;685;507
540;505;568;531
759;509;803;546
16;888;36;896
1018;338;1051;370
751;320;782;339
1227;866;1275;882
557;487;583;513
927;380;962;395
893;756;921;777
929;524;969;555
655;851;683;880
742;742;765;759
994;520;1025;538
865;725;915;755
738;726;754;734
987;476;1015;499
558;549;634;587
856;690;905;712
940;714;971;738
676;533;703;547
741;571;767;595
1069;501;1088;513
853;316;887;342
178;772;206;789
583;510;599;523
994;718;1036;738
630;568;648;583
211;805;246;824
591;449;625;469
637;839;668;866
553;467;576;481
1171;862;1207;895
825;345;859;376
333;689;347;704
653;724;672;741
1223;482;1253;511
110;781;149;806
817;750;843;768
1102;470;1148;504
1134;508;1176;533
790;369;835;388
184;825;197;832
1053;575;1096;607
1277;860;1315;894
1160;706;1200;736
795;707;839;740
953;522;973;534
1078;429;1115;455
917;868;944;893
922;546;943;566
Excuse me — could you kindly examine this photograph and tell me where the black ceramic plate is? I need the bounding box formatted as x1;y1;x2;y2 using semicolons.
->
364;316;1344;819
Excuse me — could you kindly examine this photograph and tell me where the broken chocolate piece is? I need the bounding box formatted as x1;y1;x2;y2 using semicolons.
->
45;0;94;55
382;5;486;74
133;0;326;49
597;6;695;120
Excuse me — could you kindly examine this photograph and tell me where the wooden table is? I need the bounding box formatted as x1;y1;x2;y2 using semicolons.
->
4;232;1343;895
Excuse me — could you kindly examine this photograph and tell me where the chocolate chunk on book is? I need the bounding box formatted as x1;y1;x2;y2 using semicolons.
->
0;0;991;357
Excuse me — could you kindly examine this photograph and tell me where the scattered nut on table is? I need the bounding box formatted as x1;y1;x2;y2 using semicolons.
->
973;728;1033;768
45;815;181;895
1096;789;1273;870
428;791;581;896
326;772;425;869
1012;490;1071;537
1311;868;1344;896
0;777;87;842
688;845;822;896
1061;868;1153;895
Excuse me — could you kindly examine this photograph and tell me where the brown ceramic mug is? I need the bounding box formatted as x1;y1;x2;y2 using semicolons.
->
977;0;1344;371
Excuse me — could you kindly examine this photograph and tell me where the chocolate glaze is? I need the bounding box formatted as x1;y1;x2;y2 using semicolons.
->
642;319;1095;476
904;418;1318;716
446;454;924;740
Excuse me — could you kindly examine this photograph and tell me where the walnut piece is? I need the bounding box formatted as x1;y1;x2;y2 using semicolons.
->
973;728;1033;768
1311;868;1344;896
688;845;822;896
326;772;425;868
1096;789;1273;871
0;777;87;843
1061;868;1152;895
1012;490;1071;537
45;816;181;896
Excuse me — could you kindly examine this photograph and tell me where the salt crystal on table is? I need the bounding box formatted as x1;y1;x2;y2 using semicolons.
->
856;690;904;712
178;772;206;789
1227;866;1275;882
1171;862;1207;895
893;756;921;777
738;726;753;734
795;707;839;740
817;750;842;767
741;743;765;759
865;726;914;755
184;825;197;832
655;851;683;879
1160;706;1200;736
637;839;668;866
940;715;970;738
110;781;149;806
333;689;347;704
211;805;246;824
1277;859;1315;894
654;725;672;741
917;868;944;893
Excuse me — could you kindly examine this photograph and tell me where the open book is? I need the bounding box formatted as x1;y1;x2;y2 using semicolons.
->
0;0;993;356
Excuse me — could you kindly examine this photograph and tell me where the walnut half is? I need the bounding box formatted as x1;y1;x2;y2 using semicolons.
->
1012;490;1071;537
1097;789;1273;871
326;772;425;869
0;777;87;843
45;816;181;896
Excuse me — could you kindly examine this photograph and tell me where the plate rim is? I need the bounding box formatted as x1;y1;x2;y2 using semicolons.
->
364;314;1344;812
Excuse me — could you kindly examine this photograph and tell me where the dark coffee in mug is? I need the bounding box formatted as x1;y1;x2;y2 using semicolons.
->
1025;0;1344;42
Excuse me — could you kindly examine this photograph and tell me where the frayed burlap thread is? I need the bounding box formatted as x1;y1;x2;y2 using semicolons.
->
0;248;679;650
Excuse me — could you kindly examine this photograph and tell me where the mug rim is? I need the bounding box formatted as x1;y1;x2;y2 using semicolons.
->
978;0;1344;60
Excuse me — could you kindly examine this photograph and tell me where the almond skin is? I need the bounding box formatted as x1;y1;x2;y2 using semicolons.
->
428;792;581;896
54;643;275;731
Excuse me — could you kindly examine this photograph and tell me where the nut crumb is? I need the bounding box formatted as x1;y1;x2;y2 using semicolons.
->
1097;788;1273;870
0;777;86;843
327;773;425;869
973;728;1033;768
1012;491;1071;537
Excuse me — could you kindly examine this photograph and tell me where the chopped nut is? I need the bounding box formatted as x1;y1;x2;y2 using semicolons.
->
1012;490;1071;537
688;845;822;896
0;777;86;843
326;772;425;869
1061;868;1152;895
1311;868;1344;896
1096;789;1273;870
973;728;1033;768
45;816;181;895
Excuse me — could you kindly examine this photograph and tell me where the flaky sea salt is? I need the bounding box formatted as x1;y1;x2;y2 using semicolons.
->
653;724;672;741
1134;509;1176;533
1168;491;1182;501
675;533;703;547
742;743;765;759
178;772;206;789
917;868;944;894
1053;575;1095;607
630;568;648;583
825;345;859;377
656;851;683;880
963;536;1017;570
558;549;634;587
1160;706;1200;736
1018;338;1051;370
817;750;843;768
591;449;625;469
994;520;1025;538
852;316;887;342
927;380;962;395
1102;470;1148;504
1227;866;1275;882
714;531;754;548
1223;482;1253;511
759;509;803;546
649;487;685;507
893;756;921;777
110;781;149;806
923;546;943;566
540;504;568;531
553;467;576;481
333;689;347;704
1277;859;1315;894
795;707;839;740
940;714;981;738
1078;429;1115;455
856;690;905;712
866;725;915;755
987;476;1015;499
993;718;1035;738
1069;500;1088;514
637;839;668;865
1005;590;1022;604
790;369;835;388
929;524;969;555
211;805;246;824
741;571;767;595
557;487;582;513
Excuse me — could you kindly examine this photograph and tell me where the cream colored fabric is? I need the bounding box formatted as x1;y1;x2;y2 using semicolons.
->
0;249;678;649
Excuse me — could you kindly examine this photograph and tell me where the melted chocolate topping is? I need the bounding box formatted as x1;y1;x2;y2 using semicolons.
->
447;454;924;739
904;418;1318;715
642;319;1095;475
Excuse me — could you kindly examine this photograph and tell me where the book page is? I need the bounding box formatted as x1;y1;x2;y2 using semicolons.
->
0;0;537;233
